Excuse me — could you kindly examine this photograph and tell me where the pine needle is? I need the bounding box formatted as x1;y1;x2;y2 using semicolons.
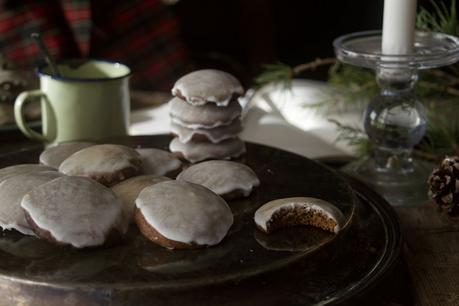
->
328;119;371;157
254;62;293;89
416;0;457;35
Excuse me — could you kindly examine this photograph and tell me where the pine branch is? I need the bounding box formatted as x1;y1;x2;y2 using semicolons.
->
255;58;336;88
292;58;336;75
424;69;459;86
328;119;371;157
416;0;457;35
254;63;293;88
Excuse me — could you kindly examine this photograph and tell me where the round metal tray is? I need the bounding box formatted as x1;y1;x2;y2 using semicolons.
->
0;135;401;305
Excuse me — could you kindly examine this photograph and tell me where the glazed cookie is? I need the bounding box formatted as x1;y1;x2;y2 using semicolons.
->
39;142;94;169
111;175;171;223
135;180;233;249
177;160;259;200
170;119;243;144
0;171;63;235
254;197;345;234
169;97;242;129
172;69;244;107
59;144;142;186
169;137;246;163
136;148;182;177
0;164;56;184
21;176;128;248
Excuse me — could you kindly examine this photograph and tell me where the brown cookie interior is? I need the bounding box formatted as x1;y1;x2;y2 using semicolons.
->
265;206;338;234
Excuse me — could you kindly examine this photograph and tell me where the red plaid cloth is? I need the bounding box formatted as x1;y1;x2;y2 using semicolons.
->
0;0;187;90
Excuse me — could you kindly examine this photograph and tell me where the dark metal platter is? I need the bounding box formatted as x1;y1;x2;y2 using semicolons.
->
0;135;400;305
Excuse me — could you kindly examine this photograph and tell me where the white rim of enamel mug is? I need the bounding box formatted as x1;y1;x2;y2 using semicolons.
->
37;59;132;82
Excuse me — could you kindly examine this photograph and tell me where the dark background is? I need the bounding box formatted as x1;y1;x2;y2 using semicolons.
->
176;0;383;83
173;0;446;84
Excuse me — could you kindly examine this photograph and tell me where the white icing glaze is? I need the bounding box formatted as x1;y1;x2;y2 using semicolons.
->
168;97;241;129
0;164;56;184
0;171;63;235
39;142;94;169
170;117;234;130
254;197;345;233
171;69;244;106
177;160;259;197
136;180;233;246
59;144;141;177
136;148;182;176
170;119;242;144
169;137;246;163
21;176;127;248
111;175;171;223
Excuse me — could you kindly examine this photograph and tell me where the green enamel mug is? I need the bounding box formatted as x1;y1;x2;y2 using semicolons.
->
14;59;131;144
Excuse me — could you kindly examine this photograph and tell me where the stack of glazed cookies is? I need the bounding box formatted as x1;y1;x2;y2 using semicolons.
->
168;69;246;163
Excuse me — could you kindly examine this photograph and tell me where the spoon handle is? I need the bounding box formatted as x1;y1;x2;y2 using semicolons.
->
31;33;61;77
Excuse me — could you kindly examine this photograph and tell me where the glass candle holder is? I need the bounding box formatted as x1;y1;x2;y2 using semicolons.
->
333;30;459;206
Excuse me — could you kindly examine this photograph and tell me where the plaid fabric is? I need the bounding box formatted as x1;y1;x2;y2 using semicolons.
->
0;0;187;90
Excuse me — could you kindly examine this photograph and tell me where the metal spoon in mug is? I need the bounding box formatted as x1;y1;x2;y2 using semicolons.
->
30;32;61;77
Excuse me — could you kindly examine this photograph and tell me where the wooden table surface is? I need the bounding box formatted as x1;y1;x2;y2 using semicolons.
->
0;92;457;305
396;203;459;306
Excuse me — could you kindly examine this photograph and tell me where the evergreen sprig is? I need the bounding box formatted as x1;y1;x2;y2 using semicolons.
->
416;0;457;35
254;63;293;88
328;119;371;157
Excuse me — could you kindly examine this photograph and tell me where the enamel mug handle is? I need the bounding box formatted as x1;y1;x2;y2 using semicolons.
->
14;90;48;142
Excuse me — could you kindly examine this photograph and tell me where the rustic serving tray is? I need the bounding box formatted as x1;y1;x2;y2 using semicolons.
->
0;135;400;305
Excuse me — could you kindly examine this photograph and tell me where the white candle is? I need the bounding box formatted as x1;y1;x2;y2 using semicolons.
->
382;0;417;55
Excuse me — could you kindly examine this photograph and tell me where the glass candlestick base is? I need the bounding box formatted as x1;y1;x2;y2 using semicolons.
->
334;30;459;206
342;156;434;206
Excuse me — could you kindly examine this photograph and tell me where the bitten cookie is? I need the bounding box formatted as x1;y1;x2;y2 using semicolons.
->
169;137;246;163
59;144;142;186
39;142;94;169
177;160;259;200
0;164;56;183
111;175;171;223
21;176;128;248
169;97;242;129
136;148;182;177
134;180;233;249
254;197;345;234
170;119;242;144
172;69;244;107
0;171;63;235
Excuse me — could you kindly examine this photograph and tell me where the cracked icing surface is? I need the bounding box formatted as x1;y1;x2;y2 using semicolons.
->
0;171;63;235
170;119;242;144
39;142;94;169
169;137;246;163
171;69;243;106
21;176;127;248
254;197;345;233
111;175;171;223
0;164;56;184
169;97;241;129
136;148;182;176
177;160;259;197
59;144;141;184
135;180;233;246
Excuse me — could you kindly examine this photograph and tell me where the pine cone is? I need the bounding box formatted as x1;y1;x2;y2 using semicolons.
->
427;156;459;216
